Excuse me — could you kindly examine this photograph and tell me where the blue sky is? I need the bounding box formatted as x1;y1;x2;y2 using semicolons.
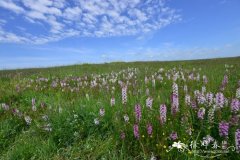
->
0;0;240;69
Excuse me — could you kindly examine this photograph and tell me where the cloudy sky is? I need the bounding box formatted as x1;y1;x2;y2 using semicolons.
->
0;0;240;69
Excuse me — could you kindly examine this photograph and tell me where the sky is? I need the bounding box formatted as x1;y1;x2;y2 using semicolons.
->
0;0;240;69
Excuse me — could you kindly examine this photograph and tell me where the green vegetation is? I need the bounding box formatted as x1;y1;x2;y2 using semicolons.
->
0;57;240;160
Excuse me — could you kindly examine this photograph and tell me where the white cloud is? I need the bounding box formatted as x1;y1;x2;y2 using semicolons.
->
27;11;47;20
0;26;29;43
0;0;24;13
22;0;62;16
0;0;181;44
63;7;82;20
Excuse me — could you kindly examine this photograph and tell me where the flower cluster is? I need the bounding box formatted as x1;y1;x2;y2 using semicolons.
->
122;85;127;105
235;129;240;153
135;104;141;122
219;122;229;137
198;107;205;120
215;92;225;108
231;99;239;113
170;132;178;140
171;93;179;115
185;94;191;106
171;83;179;115
160;104;167;124
220;75;228;91
206;92;214;106
133;124;139;139
208;107;215;124
124;114;129;122
147;123;153;136
146;97;153;109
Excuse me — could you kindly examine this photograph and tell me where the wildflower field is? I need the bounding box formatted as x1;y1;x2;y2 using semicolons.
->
1;57;240;160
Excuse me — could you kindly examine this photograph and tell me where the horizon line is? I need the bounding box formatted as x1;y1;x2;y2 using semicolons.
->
1;55;239;71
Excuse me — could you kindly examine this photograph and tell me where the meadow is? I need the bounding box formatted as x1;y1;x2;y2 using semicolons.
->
0;57;240;160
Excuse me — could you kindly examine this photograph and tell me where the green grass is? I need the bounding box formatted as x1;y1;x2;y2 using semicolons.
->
0;57;240;160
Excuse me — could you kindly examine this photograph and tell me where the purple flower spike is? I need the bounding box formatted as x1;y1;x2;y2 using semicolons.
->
133;124;139;139
170;132;178;140
219;121;229;137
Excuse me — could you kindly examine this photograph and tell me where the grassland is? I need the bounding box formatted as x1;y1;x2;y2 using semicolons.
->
0;57;240;160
